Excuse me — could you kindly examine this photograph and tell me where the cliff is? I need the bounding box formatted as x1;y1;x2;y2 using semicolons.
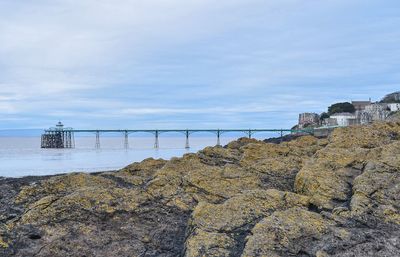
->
1;122;400;256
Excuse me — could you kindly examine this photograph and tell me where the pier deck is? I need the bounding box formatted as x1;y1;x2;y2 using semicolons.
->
41;125;315;149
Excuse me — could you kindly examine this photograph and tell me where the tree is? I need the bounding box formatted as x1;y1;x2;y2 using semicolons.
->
320;112;329;120
380;92;400;103
328;102;355;116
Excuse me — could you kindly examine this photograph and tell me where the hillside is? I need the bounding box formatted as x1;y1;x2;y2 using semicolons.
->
387;111;400;122
1;122;400;256
381;91;400;103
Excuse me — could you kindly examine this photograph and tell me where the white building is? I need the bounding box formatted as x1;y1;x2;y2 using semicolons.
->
364;104;390;121
330;112;357;127
387;103;400;112
322;118;338;127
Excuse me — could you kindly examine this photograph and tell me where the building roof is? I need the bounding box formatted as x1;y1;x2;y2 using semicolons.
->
330;112;356;117
352;101;371;105
299;112;319;115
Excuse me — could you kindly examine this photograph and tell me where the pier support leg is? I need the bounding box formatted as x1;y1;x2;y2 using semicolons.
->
65;131;74;148
95;131;100;149
66;132;69;148
154;130;159;149
185;130;190;149
217;130;221;147
280;129;283;143
248;129;252;139
124;131;129;149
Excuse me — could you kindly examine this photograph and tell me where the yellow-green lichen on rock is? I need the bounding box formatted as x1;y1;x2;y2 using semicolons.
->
184;229;236;257
0;236;8;248
184;190;311;256
1;123;400;257
328;122;400;149
15;173;117;204
242;207;334;257
240;136;323;174
350;142;400;225
19;187;149;225
295;123;400;210
191;189;310;232
120;158;167;178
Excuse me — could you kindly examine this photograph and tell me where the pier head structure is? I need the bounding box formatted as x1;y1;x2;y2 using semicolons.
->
41;123;315;149
41;122;75;148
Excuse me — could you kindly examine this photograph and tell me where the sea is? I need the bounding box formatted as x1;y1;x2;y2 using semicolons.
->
0;131;278;178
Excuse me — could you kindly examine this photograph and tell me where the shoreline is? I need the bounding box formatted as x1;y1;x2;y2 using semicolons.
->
1;123;399;256
0;169;118;180
0;134;320;179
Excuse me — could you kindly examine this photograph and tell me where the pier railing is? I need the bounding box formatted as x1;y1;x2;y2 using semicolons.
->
41;128;316;149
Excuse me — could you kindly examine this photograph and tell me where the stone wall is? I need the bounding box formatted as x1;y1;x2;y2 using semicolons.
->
298;113;320;128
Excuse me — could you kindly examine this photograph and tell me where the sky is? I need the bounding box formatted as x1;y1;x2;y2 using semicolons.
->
0;0;399;130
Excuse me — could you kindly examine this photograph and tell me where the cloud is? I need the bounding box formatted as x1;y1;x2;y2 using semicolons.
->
0;0;399;129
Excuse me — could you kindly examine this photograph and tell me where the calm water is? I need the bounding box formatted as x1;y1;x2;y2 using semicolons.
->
0;133;274;177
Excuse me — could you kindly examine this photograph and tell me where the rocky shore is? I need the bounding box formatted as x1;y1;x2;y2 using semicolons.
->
1;122;400;257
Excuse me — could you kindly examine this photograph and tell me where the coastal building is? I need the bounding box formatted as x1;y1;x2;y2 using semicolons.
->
298;113;320;128
354;103;390;125
330;112;357;126
297;98;397;129
388;103;400;112
322;118;338;127
356;110;373;125
352;100;371;112
364;103;390;121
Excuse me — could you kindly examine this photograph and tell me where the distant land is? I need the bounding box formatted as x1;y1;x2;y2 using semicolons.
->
0;129;43;137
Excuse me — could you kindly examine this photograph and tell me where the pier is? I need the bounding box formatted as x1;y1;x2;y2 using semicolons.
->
41;122;315;149
41;122;75;148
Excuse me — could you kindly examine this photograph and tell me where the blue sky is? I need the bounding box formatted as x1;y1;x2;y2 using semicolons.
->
0;0;399;130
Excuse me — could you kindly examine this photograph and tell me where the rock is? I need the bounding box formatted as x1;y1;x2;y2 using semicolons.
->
184;229;237;257
295;123;400;210
328;122;400;149
1;123;400;256
0;236;8;248
240;136;324;192
122;157;167;175
225;137;258;150
242;207;334;256
2;173;190;256
197;145;242;166
185;190;310;256
350;142;400;225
